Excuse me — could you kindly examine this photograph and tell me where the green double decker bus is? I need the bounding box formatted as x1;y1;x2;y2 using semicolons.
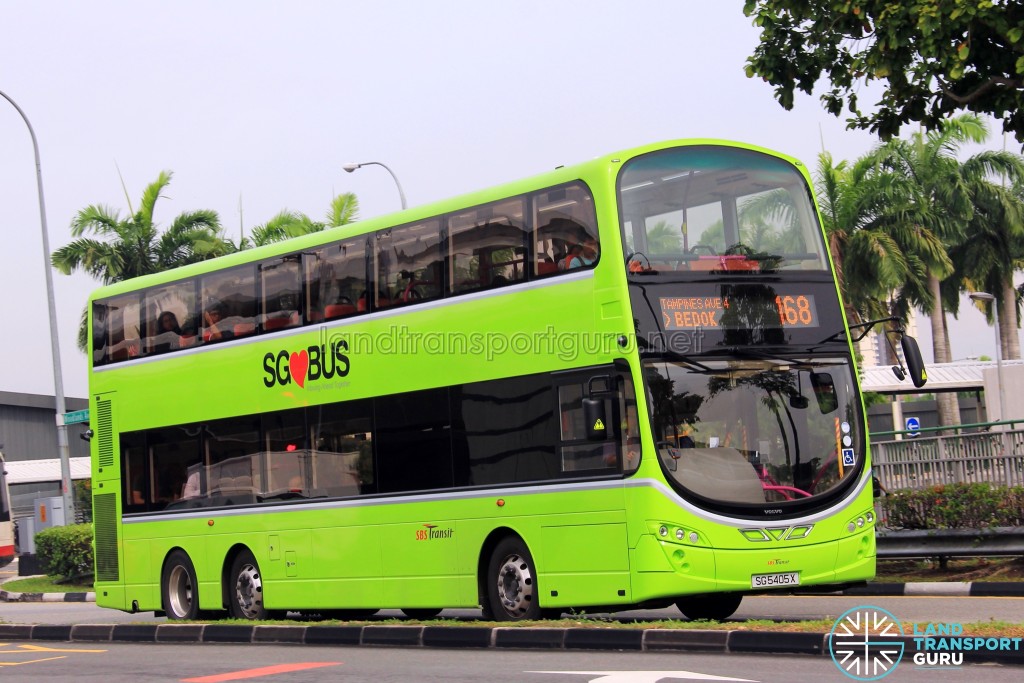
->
87;139;909;621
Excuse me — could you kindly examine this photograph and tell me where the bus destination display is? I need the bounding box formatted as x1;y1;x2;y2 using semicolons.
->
659;294;819;330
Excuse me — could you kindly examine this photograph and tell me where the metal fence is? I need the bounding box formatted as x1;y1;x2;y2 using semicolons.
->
871;423;1024;491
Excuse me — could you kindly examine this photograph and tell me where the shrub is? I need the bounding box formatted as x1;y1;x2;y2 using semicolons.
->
33;523;93;580
881;483;1024;530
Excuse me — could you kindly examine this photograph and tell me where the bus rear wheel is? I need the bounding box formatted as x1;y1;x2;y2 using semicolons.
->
675;593;742;621
162;550;200;620
486;537;542;621
229;550;269;620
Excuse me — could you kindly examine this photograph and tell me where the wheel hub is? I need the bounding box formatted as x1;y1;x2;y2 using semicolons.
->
234;563;263;619
496;553;533;616
167;565;193;618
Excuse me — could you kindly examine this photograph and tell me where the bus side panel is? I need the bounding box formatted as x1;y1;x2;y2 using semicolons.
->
540;519;630;606
379;518;461;607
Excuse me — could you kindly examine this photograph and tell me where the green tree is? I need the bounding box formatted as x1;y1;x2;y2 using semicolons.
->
814;150;932;333
946;157;1024;359
743;1;1024;141
52;171;227;350
868;115;1023;425
250;192;360;247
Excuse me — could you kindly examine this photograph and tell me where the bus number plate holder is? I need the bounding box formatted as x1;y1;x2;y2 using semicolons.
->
750;572;800;588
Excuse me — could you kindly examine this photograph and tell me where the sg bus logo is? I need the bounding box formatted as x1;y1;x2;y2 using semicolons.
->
263;337;350;389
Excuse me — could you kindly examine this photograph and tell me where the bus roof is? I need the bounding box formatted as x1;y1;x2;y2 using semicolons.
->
87;138;801;301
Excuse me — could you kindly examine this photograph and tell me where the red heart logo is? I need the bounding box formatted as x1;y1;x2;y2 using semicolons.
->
289;350;309;388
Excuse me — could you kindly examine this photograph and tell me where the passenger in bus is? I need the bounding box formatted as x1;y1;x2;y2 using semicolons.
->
202;300;234;342
150;311;183;353
182;466;202;499
564;237;599;269
560;243;583;270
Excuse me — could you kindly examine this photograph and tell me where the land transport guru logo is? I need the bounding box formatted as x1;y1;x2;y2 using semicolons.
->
828;606;905;680
828;604;1023;679
262;336;350;389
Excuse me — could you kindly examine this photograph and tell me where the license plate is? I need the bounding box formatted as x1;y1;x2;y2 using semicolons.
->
751;572;800;588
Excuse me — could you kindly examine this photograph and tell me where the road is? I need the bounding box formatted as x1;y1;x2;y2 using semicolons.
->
0;641;1019;683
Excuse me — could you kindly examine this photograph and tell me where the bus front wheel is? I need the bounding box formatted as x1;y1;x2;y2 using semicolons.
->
162;550;200;620
486;537;542;621
229;550;269;620
675;593;742;621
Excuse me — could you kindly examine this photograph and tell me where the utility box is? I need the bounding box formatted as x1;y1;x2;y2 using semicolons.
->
15;517;35;555
34;496;66;531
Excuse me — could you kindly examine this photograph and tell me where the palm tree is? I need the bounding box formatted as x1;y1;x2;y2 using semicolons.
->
51;171;226;349
948;156;1024;360
250;192;360;247
814;152;938;331
869;114;1014;426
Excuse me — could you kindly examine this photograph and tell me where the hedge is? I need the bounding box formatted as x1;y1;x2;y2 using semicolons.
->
880;483;1024;530
33;523;93;580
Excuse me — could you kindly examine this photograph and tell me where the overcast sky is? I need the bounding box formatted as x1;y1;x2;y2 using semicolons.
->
0;2;1016;399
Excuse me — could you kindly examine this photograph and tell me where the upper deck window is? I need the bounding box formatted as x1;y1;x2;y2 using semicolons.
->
449;198;528;293
534;183;599;276
619;147;828;275
200;265;257;343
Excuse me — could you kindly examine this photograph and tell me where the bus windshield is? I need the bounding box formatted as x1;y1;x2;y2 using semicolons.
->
619;146;829;274
645;356;862;510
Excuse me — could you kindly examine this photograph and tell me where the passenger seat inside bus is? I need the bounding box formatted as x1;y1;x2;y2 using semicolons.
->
672;447;765;503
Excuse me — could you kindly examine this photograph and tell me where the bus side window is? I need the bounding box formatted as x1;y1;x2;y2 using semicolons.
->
557;382;617;472
534;182;599;277
260;255;303;332
449;198;527;294
375;220;442;309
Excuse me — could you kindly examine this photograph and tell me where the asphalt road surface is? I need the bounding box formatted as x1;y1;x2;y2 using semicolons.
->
0;641;1020;683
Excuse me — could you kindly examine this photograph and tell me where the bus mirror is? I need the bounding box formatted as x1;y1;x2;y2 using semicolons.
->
901;335;928;388
809;372;839;414
583;398;608;441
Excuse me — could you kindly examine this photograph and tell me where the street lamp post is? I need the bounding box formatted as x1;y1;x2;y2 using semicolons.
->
342;161;407;210
0;89;75;522
969;291;1009;425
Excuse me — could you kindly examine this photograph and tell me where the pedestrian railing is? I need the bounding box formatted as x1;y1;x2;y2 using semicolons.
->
871;420;1024;491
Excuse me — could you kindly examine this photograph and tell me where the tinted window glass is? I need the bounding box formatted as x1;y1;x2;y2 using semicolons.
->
619;146;828;274
310;399;374;496
149;425;202;507
534;182;599;276
205;417;260;505
200;266;257;343
260;255;303;332
94;293;143;364
453;375;557;486
375;220;442;309
122;432;148;512
306;238;367;320
143;281;197;355
557;382;617;472
449;198;528;293
375;388;452;492
263;409;308;498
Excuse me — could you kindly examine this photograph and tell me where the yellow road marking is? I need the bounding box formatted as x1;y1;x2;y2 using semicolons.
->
18;644;107;653
0;656;68;666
